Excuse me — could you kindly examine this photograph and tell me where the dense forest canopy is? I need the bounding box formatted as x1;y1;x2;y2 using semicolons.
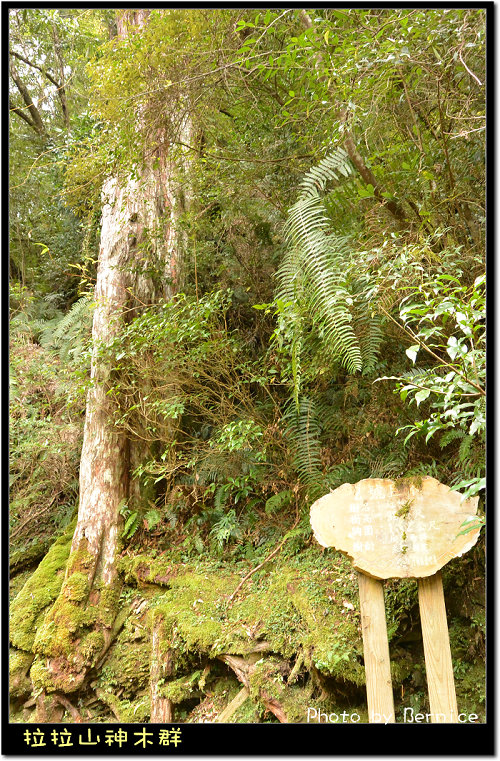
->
10;7;486;726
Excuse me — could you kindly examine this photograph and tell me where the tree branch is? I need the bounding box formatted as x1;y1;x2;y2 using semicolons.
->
341;113;407;226
10;49;61;89
50;24;70;128
9;59;46;135
9;97;37;130
297;12;407;227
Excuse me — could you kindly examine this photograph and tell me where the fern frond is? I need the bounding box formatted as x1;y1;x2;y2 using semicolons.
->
277;149;362;375
39;297;93;362
265;489;293;515
122;511;140;539
458;434;473;462
298;148;352;198
326;462;365;489
283;397;325;485
440;429;466;449
214;485;228;511
350;281;384;375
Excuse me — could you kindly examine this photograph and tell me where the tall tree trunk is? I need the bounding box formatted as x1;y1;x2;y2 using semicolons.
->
29;10;191;696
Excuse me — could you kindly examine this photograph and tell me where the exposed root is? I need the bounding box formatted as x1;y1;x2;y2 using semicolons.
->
53;692;84;722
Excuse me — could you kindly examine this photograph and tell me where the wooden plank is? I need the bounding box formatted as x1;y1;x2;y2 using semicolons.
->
357;572;395;723
418;571;458;723
310;477;480;579
216;687;249;723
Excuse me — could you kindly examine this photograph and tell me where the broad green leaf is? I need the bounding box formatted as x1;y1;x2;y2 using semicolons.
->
405;345;419;363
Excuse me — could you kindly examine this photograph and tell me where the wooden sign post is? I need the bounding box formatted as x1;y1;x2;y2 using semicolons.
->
310;477;480;723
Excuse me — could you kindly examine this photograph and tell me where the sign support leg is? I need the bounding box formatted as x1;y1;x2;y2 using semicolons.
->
418;571;458;722
357;572;395;723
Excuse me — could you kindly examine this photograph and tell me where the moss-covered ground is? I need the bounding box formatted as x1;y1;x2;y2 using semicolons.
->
9;537;485;723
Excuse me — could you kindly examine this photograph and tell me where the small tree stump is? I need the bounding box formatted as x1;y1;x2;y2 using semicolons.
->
149;620;173;723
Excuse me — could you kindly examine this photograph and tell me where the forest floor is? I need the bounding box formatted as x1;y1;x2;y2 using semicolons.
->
10;529;485;724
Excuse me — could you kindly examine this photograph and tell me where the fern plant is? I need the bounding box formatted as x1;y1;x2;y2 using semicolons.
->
39;296;93;363
119;501;140;540
277;148;363;382
282;396;328;497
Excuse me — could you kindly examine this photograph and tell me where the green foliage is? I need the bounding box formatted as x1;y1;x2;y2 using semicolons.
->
265;490;293;516
209;510;242;551
9;7;486;723
120;503;140;541
9;334;83;553
379;271;485;499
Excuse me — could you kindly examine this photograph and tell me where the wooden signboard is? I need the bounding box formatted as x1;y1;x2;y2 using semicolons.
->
310;477;481;724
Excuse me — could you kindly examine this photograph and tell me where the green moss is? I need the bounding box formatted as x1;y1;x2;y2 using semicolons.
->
29;657;55;693
232;695;261;723
394;476;423;491
10;539;52;575
395;499;414;519
95;628;151;699
65;540;95;575
96;583;122;627
161;670;203;703
25;533;123;693
9;648;34;698
10;522;75;652
97;689;151;722
249;656;314;722
34;597;96;658
15;539;484;722
283;571;364;684
61;572;89;602
9;570;32;603
141;549;364;686
80;631;106;663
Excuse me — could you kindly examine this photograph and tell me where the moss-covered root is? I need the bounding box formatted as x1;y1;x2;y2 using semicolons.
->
10;649;35;700
9;524;75;697
10;523;75;654
218;653;313;723
30;537;123;695
96;689;150;723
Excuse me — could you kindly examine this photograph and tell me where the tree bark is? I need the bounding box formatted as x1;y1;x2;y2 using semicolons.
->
150;620;174;722
30;9;192;697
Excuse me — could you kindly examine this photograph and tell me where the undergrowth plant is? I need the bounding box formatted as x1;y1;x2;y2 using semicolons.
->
378;270;485;502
